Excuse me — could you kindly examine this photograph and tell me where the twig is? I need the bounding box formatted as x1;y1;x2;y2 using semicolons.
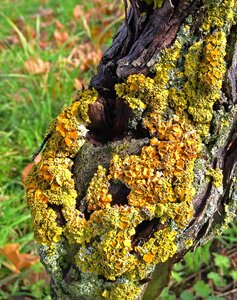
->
215;288;237;297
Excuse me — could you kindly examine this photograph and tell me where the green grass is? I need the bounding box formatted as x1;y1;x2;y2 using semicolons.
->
0;0;236;299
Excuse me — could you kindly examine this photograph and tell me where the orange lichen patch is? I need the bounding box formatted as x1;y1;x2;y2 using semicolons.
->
86;165;112;211
123;226;178;281
109;113;198;227
55;109;86;156
200;31;226;91
143;253;155;264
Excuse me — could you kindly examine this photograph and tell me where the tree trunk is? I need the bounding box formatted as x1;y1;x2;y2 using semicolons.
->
25;1;237;299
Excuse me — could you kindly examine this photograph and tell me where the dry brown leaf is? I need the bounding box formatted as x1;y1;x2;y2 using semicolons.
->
55;20;64;29
67;43;102;71
73;5;83;20
31;7;53;19
23;268;50;287
54;29;69;46
0;243;39;274
24;57;50;75
39;40;50;50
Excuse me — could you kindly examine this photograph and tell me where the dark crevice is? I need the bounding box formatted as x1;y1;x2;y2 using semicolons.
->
63;265;73;283
90;236;101;243
226;24;237;69
47;204;66;226
131;218;165;249
109;181;130;206
87;97;132;144
98;275;115;283
171;0;181;7
211;201;225;227
223;124;237;185
76;196;92;221
84;209;92;221
192;181;212;218
139;277;152;284
196;219;209;241
213;95;231;112
75;196;92;222
133;120;151;140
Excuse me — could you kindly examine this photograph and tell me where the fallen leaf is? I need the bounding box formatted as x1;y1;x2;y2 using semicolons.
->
23;266;50;286
55;20;64;29
39;40;50;50
53;29;69;46
30;7;53;19
0;243;39;274
24;57;50;75
73;5;83;20
67;43;102;71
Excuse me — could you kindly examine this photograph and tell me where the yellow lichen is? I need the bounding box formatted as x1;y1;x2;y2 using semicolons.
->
75;88;98;123
25;89;97;245
182;30;227;137
75;206;143;281
200;31;226;91
115;74;150;110
206;168;223;188
136;228;177;264
202;0;235;31
102;283;142;300
86;165;112;211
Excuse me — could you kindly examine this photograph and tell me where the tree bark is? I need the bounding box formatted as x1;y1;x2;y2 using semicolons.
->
25;1;237;299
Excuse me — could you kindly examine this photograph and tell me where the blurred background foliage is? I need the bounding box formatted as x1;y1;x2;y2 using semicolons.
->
0;0;236;299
